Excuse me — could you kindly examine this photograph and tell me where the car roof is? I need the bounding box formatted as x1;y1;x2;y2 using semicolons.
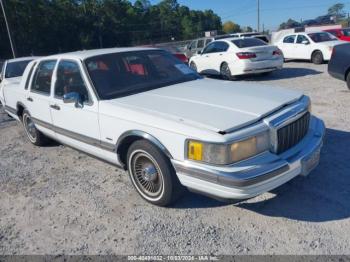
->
40;47;160;61
6;56;40;63
214;37;258;42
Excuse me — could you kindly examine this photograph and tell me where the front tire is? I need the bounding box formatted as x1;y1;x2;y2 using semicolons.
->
311;51;324;64
22;109;49;146
127;140;183;206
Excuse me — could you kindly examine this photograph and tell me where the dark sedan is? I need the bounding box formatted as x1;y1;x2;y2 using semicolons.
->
328;43;350;89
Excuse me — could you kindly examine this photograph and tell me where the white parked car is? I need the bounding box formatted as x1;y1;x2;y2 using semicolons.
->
276;31;345;64
0;57;38;105
2;47;325;206
189;38;283;79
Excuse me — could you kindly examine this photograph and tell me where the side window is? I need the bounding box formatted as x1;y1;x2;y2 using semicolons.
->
188;41;196;50
55;60;89;102
24;62;36;90
197;39;205;49
328;31;337;37
31;60;57;95
283;35;296;44
202;42;216;54
205;39;213;46
215;41;229;52
296;35;309;44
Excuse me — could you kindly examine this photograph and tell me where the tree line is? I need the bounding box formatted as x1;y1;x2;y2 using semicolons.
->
0;0;223;58
279;3;349;30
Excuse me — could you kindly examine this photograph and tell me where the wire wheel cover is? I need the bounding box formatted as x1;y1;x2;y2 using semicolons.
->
131;152;163;198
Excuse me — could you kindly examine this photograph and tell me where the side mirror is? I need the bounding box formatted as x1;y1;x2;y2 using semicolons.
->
302;40;310;45
197;50;202;55
63;92;84;108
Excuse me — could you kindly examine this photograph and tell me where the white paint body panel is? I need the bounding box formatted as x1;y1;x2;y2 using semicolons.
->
276;32;345;61
189;38;283;76
1;48;324;201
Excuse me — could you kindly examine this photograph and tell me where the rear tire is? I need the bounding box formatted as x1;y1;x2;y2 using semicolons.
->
22;109;50;146
127;140;183;206
346;72;350;90
220;62;232;80
311;51;324;64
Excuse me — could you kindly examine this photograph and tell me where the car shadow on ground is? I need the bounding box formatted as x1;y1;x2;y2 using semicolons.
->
205;67;322;82
243;67;323;81
174;128;350;223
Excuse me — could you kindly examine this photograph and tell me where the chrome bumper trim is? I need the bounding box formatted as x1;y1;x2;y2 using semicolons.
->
173;117;325;189
172;160;289;187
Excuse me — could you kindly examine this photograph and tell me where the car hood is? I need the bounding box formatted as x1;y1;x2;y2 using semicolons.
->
107;78;303;133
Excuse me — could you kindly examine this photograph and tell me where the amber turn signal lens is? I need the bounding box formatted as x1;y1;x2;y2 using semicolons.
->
188;141;203;161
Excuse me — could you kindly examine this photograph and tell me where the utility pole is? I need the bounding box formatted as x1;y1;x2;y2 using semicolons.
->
257;0;260;32
0;0;16;58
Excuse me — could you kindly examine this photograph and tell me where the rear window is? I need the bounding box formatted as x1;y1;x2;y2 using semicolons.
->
308;32;337;43
5;60;32;78
231;38;267;48
255;36;269;43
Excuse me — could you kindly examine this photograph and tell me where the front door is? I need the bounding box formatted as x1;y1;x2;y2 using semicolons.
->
280;35;296;59
50;59;101;150
294;34;312;59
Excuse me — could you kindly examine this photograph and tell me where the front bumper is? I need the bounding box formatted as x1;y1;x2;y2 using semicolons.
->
172;116;325;200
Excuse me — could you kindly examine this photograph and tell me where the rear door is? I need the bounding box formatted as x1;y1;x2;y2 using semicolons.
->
26;59;57;138
209;41;230;71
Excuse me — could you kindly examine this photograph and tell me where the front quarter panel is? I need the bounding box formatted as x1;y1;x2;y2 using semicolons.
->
98;101;226;163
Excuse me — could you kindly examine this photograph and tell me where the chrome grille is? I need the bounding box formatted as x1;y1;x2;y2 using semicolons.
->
277;112;310;154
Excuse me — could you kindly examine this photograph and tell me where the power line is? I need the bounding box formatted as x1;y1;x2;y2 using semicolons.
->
257;0;260;32
0;0;16;58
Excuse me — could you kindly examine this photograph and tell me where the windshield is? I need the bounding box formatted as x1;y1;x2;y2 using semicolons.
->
231;38;267;48
5;60;32;78
307;32;337;43
85;50;201;100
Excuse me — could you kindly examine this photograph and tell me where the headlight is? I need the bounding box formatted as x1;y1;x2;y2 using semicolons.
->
186;132;270;165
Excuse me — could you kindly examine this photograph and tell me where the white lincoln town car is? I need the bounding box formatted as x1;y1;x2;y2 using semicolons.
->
2;47;325;206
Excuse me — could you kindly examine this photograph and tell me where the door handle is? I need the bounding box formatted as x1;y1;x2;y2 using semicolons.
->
27;97;33;102
50;104;60;110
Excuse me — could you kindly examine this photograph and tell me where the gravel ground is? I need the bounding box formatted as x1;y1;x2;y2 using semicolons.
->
0;62;349;255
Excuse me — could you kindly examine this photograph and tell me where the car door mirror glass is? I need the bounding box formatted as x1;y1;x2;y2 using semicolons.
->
63;92;83;108
302;40;310;45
